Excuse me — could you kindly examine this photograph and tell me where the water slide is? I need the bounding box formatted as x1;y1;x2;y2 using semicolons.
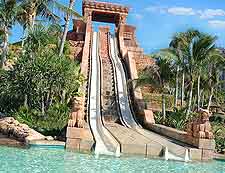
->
109;35;140;129
88;32;120;157
109;35;190;161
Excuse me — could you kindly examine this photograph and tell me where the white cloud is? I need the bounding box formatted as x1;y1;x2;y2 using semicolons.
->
145;6;166;14
198;9;225;19
208;20;225;28
167;7;195;16
132;13;143;20
145;6;225;20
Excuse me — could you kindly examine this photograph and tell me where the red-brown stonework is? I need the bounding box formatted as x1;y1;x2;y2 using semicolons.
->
68;97;85;128
67;40;84;61
66;12;93;150
99;26;118;122
186;109;214;139
135;55;155;73
99;26;110;59
83;0;128;26
66;20;86;61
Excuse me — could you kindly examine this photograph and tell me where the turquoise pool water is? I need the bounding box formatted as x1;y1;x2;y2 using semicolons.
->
0;146;224;173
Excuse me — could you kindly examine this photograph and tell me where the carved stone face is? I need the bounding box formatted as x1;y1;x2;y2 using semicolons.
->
201;111;210;122
73;97;83;111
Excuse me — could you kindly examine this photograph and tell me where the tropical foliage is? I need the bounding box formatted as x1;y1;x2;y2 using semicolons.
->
0;0;81;67
0;0;83;136
140;29;224;115
137;57;175;122
0;25;83;135
138;29;225;152
0;0;23;67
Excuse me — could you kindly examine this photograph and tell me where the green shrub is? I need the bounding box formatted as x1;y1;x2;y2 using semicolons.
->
0;24;83;137
212;122;225;153
154;108;196;130
0;48;83;114
15;103;70;136
0;69;23;113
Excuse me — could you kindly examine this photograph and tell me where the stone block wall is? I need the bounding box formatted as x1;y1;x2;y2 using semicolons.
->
146;123;215;160
66;20;86;62
135;55;155;73
67;40;84;61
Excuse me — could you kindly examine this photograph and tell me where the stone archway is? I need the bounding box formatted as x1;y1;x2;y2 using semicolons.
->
82;0;129;29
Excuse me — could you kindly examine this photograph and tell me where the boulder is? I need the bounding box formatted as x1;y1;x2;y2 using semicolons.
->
0;117;45;143
25;129;45;143
45;136;54;141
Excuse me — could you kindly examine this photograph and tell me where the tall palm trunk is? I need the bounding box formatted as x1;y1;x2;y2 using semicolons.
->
59;0;75;56
174;66;179;107
41;95;45;116
201;93;205;107
24;94;28;108
28;11;36;30
162;94;166;124
0;27;9;68
21;31;25;48
197;75;201;110
207;87;214;111
181;71;185;107
186;81;194;118
21;26;27;51
200;89;204;107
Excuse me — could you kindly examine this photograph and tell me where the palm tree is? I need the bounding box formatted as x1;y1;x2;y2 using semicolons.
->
0;0;23;68
168;34;183;108
17;0;60;48
180;31;217;116
59;0;81;56
170;30;200;108
136;57;174;123
18;0;61;29
18;0;81;55
194;34;218;111
161;43;182;108
206;51;225;110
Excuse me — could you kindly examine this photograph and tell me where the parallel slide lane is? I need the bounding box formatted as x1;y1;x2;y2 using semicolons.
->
110;35;189;160
88;32;120;157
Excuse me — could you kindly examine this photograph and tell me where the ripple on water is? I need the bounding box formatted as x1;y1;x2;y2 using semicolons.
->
0;146;224;173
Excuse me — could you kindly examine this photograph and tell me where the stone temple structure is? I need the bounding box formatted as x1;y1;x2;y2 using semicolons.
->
66;0;215;161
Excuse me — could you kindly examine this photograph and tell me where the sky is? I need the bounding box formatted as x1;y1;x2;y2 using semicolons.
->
10;0;225;54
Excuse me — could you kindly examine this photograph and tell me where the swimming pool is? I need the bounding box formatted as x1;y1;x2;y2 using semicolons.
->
0;146;224;173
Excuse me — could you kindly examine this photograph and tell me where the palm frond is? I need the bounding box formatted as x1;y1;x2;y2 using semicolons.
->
53;1;82;19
